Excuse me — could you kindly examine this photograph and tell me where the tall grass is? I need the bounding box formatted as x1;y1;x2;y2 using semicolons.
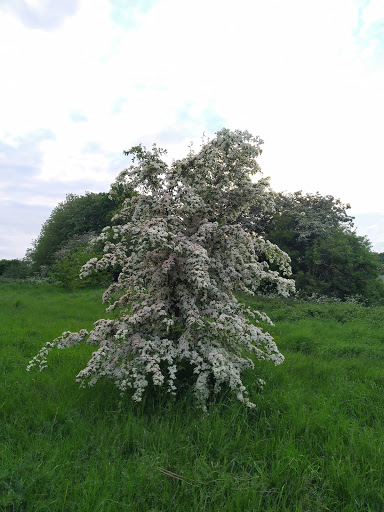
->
1;282;384;511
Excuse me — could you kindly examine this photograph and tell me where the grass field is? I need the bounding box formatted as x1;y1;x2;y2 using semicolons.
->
1;281;384;511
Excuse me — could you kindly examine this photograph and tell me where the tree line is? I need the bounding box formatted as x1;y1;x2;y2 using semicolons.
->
2;169;384;303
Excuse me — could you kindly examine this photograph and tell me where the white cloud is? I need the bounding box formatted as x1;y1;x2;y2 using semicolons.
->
0;0;384;258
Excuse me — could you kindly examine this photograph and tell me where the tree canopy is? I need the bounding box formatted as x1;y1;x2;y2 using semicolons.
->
28;190;134;271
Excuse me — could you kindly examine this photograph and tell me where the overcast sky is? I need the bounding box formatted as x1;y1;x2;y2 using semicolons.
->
0;0;383;259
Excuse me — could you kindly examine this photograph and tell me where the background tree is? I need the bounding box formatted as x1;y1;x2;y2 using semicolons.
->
238;190;353;237
376;252;384;274
28;187;136;283
28;190;134;271
240;190;383;301
260;191;353;262
28;129;294;410
296;229;383;301
0;259;31;279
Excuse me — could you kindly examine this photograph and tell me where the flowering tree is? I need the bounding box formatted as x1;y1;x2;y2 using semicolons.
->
28;129;295;409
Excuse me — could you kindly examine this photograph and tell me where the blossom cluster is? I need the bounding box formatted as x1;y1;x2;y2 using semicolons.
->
28;129;295;410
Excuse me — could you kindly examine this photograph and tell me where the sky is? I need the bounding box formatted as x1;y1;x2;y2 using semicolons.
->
0;0;383;259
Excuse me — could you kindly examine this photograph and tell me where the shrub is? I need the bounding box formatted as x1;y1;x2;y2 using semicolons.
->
50;245;112;289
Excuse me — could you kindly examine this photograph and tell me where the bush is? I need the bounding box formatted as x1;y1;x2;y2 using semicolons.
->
50;245;113;289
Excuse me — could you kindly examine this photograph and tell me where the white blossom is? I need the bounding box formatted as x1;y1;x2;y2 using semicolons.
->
28;129;295;409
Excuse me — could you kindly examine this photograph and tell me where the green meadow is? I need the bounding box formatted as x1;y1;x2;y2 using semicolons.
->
1;281;384;511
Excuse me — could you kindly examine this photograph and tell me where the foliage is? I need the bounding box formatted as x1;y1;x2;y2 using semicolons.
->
376;252;384;274
0;258;31;279
49;244;113;290
241;191;383;301
274;191;353;239
47;231;115;289
239;190;353;238
28;190;135;272
259;191;354;266
294;229;384;301
28;129;294;409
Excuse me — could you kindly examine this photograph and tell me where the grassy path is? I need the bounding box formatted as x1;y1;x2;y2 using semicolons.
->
1;282;384;511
